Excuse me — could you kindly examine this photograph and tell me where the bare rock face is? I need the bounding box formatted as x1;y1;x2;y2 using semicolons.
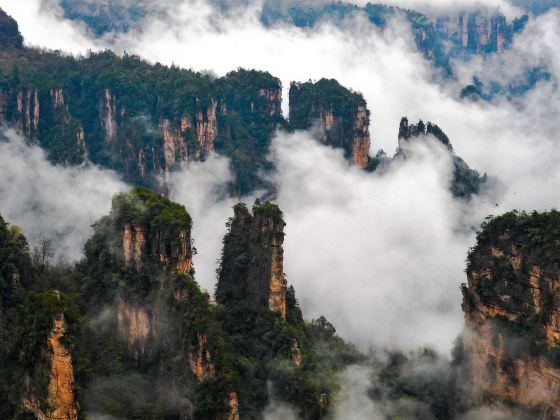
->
352;105;371;169
461;212;560;417
226;391;240;420
258;87;282;117
435;12;514;54
99;88;117;142
23;309;79;420
189;333;215;381
117;189;193;274
289;79;371;169
196;98;217;155
46;314;79;420
116;296;154;359
17;89;39;136
291;339;302;367
122;223;146;269
159;117;188;171
216;202;287;318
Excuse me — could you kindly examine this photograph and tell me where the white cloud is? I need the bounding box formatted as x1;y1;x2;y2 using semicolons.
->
4;0;560;353
0;130;127;262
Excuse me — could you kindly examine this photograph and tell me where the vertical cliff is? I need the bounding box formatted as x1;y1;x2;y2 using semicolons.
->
46;312;79;420
289;78;371;169
460;211;560;417
216;201;287;318
434;12;522;55
115;188;193;274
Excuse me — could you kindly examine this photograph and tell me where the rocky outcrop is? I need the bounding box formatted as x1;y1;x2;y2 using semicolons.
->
117;190;193;274
435;13;515;54
23;307;79;420
46;314;79;420
289;79;371;169
99;88;117;142
258;87;282;117
291;339;302;367
189;333;215;381
116;297;154;359
216;202;287;318
122;223;146;269
227;391;240;420
17;89;40;136
196;98;217;155
159;117;187;170
352;105;371;168
397;117;486;199
461;211;560;417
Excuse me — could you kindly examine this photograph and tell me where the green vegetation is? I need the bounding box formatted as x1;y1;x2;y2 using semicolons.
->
289;78;369;160
0;192;364;419
0;45;282;194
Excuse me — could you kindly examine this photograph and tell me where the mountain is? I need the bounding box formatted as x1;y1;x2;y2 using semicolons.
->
59;1;529;73
0;189;361;418
396;117;488;199
459;210;560;416
289;78;371;169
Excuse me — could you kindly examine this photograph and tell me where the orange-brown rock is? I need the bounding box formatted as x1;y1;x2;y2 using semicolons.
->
122;223;146;269
289;79;372;169
462;214;560;417
196;99;217;154
46;314;78;420
226;391;240;420
21;314;79;420
189;333;215;381
291;339;302;367
17;89;40;136
352;105;371;169
159;117;187;170
116;296;153;358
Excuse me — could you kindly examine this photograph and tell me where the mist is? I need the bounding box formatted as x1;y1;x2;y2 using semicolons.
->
3;0;560;353
0;129;127;261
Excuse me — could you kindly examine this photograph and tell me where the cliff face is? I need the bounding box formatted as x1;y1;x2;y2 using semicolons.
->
21;308;79;420
189;333;216;381
46;314;79;420
116;297;154;359
461;211;560;417
289;79;371;169
0;45;283;193
435;13;515;54
216;202;287;318
116;189;193;274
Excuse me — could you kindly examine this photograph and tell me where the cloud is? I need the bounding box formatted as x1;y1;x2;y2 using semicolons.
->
168;154;240;293
4;0;560;354
1;0;96;54
269;131;473;352
0;129;127;262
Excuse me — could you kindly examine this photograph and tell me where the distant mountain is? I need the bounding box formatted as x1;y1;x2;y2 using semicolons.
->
59;1;529;74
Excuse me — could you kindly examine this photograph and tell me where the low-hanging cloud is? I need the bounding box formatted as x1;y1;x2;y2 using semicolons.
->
0;129;127;262
168;154;241;294
270;130;475;352
4;0;560;353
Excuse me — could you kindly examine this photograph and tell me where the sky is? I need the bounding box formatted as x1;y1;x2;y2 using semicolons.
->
1;0;560;356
